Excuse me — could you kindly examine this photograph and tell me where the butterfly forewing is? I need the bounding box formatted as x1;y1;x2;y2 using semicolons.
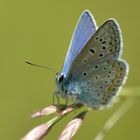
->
68;19;123;76
62;10;97;77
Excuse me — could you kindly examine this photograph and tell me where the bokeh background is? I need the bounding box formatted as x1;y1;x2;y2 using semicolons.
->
0;0;140;139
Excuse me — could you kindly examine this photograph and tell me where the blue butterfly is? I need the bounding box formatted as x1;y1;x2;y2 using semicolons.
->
55;10;129;109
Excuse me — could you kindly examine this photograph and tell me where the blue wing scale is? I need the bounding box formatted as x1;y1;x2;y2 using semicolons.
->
62;10;98;77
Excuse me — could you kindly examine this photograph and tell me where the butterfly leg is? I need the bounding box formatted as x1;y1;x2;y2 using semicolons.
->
52;92;55;105
64;97;70;108
53;91;61;107
70;96;81;113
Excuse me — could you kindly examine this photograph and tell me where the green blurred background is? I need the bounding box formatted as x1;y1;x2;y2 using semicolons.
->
0;0;140;139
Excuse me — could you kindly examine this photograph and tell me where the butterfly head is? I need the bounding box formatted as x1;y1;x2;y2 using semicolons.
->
56;72;65;84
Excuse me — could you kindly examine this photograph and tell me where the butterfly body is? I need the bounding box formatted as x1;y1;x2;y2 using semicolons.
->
55;10;129;109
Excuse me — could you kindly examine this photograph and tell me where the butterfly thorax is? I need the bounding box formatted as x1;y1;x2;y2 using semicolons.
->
55;73;80;101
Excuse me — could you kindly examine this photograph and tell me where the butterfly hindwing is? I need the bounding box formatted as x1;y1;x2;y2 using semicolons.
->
75;59;128;109
62;10;97;77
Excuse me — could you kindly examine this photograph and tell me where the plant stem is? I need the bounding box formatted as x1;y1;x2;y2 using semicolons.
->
94;98;136;140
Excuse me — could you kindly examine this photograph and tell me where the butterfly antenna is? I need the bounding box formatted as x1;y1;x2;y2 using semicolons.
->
25;61;58;74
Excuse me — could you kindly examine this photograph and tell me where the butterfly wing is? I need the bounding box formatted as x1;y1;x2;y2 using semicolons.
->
75;59;128;109
66;19;129;109
68;19;123;76
62;10;97;77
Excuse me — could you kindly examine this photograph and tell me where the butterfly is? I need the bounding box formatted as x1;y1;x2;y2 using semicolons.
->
55;10;129;109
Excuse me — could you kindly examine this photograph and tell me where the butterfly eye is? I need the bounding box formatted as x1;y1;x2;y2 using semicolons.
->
58;75;64;82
